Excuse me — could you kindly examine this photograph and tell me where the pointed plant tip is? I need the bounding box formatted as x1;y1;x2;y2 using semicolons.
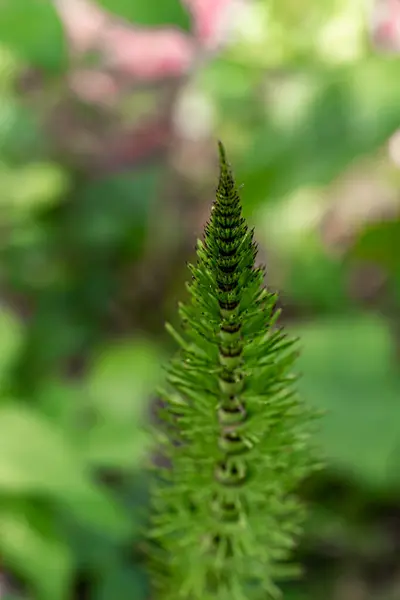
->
217;140;227;163
217;139;231;174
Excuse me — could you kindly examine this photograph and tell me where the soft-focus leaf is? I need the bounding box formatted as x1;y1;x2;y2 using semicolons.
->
239;60;400;211
63;520;120;571
96;0;191;31
37;377;148;482
0;0;67;72
87;339;163;421
258;197;351;313
0;44;19;90
84;420;150;470
16;291;96;387
36;380;85;434
0;404;90;493
94;563;148;600
0;405;129;537
63;484;130;540
1;223;61;293
0;97;42;161
0;163;69;215
0;306;23;386
0;501;72;600
292;315;400;490
350;219;400;273
286;245;351;313
71;169;162;254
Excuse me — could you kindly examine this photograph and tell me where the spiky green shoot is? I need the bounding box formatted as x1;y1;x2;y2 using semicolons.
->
147;142;318;600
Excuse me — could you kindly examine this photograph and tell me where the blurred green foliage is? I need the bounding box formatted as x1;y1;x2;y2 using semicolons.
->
0;0;399;598
0;307;161;599
96;0;191;30
296;315;400;491
0;0;67;72
239;61;400;210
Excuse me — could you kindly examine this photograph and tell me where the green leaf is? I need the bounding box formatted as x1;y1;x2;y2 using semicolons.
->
0;404;85;494
95;564;148;600
239;60;400;211
84;420;150;470
0;501;72;600
0;405;129;537
0;306;23;386
87;339;163;422
96;0;191;31
22;292;93;373
258;212;351;313
37;376;150;470
0;44;20;90
71;169;162;254
287;250;351;313
36;380;86;435
0;0;67;72
293;314;400;491
0;97;43;161
0;163;69;215
350;218;400;273
63;484;131;540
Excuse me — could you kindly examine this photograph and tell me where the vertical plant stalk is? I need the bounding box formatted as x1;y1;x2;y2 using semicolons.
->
146;142;320;600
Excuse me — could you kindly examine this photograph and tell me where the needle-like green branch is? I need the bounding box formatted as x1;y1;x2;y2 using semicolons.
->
147;141;319;600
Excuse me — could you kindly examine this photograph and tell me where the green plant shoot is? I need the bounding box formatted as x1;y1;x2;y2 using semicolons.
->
146;141;320;600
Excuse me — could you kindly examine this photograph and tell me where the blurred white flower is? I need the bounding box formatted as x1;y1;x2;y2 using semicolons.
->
317;5;365;64
388;129;400;167
173;88;216;140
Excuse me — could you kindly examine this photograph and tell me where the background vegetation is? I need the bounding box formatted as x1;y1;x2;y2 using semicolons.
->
0;0;400;598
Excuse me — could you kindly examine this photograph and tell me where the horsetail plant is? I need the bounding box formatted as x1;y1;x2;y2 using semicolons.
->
146;142;320;600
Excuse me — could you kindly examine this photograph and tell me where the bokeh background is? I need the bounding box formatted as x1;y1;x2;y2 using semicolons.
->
1;0;400;599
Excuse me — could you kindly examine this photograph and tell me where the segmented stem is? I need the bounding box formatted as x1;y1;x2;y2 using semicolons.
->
147;141;318;600
210;143;253;521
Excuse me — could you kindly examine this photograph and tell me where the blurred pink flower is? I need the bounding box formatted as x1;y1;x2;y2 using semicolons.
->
186;0;231;48
370;0;400;52
369;1;400;168
102;27;195;79
54;0;108;54
69;69;119;103
56;0;231;80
